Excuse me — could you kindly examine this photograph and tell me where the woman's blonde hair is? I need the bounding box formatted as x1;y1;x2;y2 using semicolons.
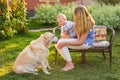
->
74;5;95;36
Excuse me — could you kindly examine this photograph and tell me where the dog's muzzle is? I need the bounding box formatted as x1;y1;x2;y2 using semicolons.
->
52;37;58;44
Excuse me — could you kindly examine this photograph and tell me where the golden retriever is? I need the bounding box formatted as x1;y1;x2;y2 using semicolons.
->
13;32;58;75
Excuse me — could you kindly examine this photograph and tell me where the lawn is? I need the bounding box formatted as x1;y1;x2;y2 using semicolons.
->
0;30;120;80
27;18;57;29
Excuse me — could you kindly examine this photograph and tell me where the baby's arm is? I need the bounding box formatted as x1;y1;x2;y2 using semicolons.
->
61;30;70;38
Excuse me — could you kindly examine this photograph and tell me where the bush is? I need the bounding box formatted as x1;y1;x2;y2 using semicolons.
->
97;0;120;5
0;0;16;39
0;26;16;40
35;3;76;25
35;3;120;29
60;3;76;21
88;3;120;29
0;0;27;40
10;0;28;33
35;4;58;24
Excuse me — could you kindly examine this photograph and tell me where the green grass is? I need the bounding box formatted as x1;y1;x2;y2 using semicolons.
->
27;18;57;29
0;30;120;80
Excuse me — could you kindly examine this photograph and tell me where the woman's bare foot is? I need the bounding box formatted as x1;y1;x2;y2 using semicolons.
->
61;61;74;71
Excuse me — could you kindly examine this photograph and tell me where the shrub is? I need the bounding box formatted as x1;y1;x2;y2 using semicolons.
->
61;3;76;21
35;4;58;24
10;0;28;33
0;0;27;40
35;3;120;29
0;26;16;39
35;3;76;25
88;3;120;29
0;0;16;39
97;0;120;5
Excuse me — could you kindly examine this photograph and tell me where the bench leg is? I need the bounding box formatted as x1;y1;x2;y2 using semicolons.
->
81;51;86;65
54;49;58;64
109;50;112;67
102;51;106;59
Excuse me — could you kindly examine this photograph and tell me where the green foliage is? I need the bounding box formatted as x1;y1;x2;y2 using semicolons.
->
10;0;28;33
0;26;16;39
34;3;120;29
0;0;16;39
35;3;76;25
60;3;76;21
97;0;120;5
27;18;56;29
88;3;120;29
0;0;27;40
35;4;57;24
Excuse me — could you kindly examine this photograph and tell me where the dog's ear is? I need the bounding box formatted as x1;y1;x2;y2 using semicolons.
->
42;33;50;47
41;32;54;47
43;33;49;40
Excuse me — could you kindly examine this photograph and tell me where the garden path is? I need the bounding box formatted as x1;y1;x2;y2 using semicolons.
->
29;28;54;32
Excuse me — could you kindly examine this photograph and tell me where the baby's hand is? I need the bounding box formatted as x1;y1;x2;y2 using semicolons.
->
61;36;70;39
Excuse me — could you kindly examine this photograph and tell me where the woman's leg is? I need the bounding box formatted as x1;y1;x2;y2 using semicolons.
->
55;39;76;71
55;45;74;71
55;38;91;71
68;44;91;50
55;38;77;61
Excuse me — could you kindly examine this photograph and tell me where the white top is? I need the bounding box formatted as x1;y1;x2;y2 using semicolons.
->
60;21;76;38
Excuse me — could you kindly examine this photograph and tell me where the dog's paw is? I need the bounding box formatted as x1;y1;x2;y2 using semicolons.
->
48;67;53;70
33;72;38;75
45;72;51;75
47;66;51;69
35;69;38;72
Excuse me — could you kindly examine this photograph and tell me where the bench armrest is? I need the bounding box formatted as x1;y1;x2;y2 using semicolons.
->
107;27;115;48
53;26;60;35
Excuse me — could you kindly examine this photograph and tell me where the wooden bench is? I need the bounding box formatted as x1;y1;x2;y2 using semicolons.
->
53;25;115;66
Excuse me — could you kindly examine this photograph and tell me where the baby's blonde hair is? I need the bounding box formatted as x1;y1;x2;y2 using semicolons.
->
57;13;67;20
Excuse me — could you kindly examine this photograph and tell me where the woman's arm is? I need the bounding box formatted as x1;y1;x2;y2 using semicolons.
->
68;22;94;46
57;31;89;49
69;31;89;46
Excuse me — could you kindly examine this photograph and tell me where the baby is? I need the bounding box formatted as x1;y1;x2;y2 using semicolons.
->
57;13;76;39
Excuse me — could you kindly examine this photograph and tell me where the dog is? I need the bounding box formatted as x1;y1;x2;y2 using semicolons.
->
13;32;58;75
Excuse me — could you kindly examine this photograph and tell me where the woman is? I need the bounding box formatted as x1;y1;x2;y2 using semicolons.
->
55;5;95;71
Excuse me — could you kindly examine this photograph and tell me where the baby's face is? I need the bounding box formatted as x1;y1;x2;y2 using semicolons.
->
57;18;66;26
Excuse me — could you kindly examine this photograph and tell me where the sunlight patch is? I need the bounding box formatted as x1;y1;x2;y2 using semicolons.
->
0;62;14;76
5;44;18;49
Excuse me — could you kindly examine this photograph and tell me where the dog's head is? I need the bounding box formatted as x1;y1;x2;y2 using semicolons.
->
43;32;58;47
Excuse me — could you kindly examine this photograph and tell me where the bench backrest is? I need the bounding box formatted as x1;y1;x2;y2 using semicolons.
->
93;25;115;48
53;25;115;48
